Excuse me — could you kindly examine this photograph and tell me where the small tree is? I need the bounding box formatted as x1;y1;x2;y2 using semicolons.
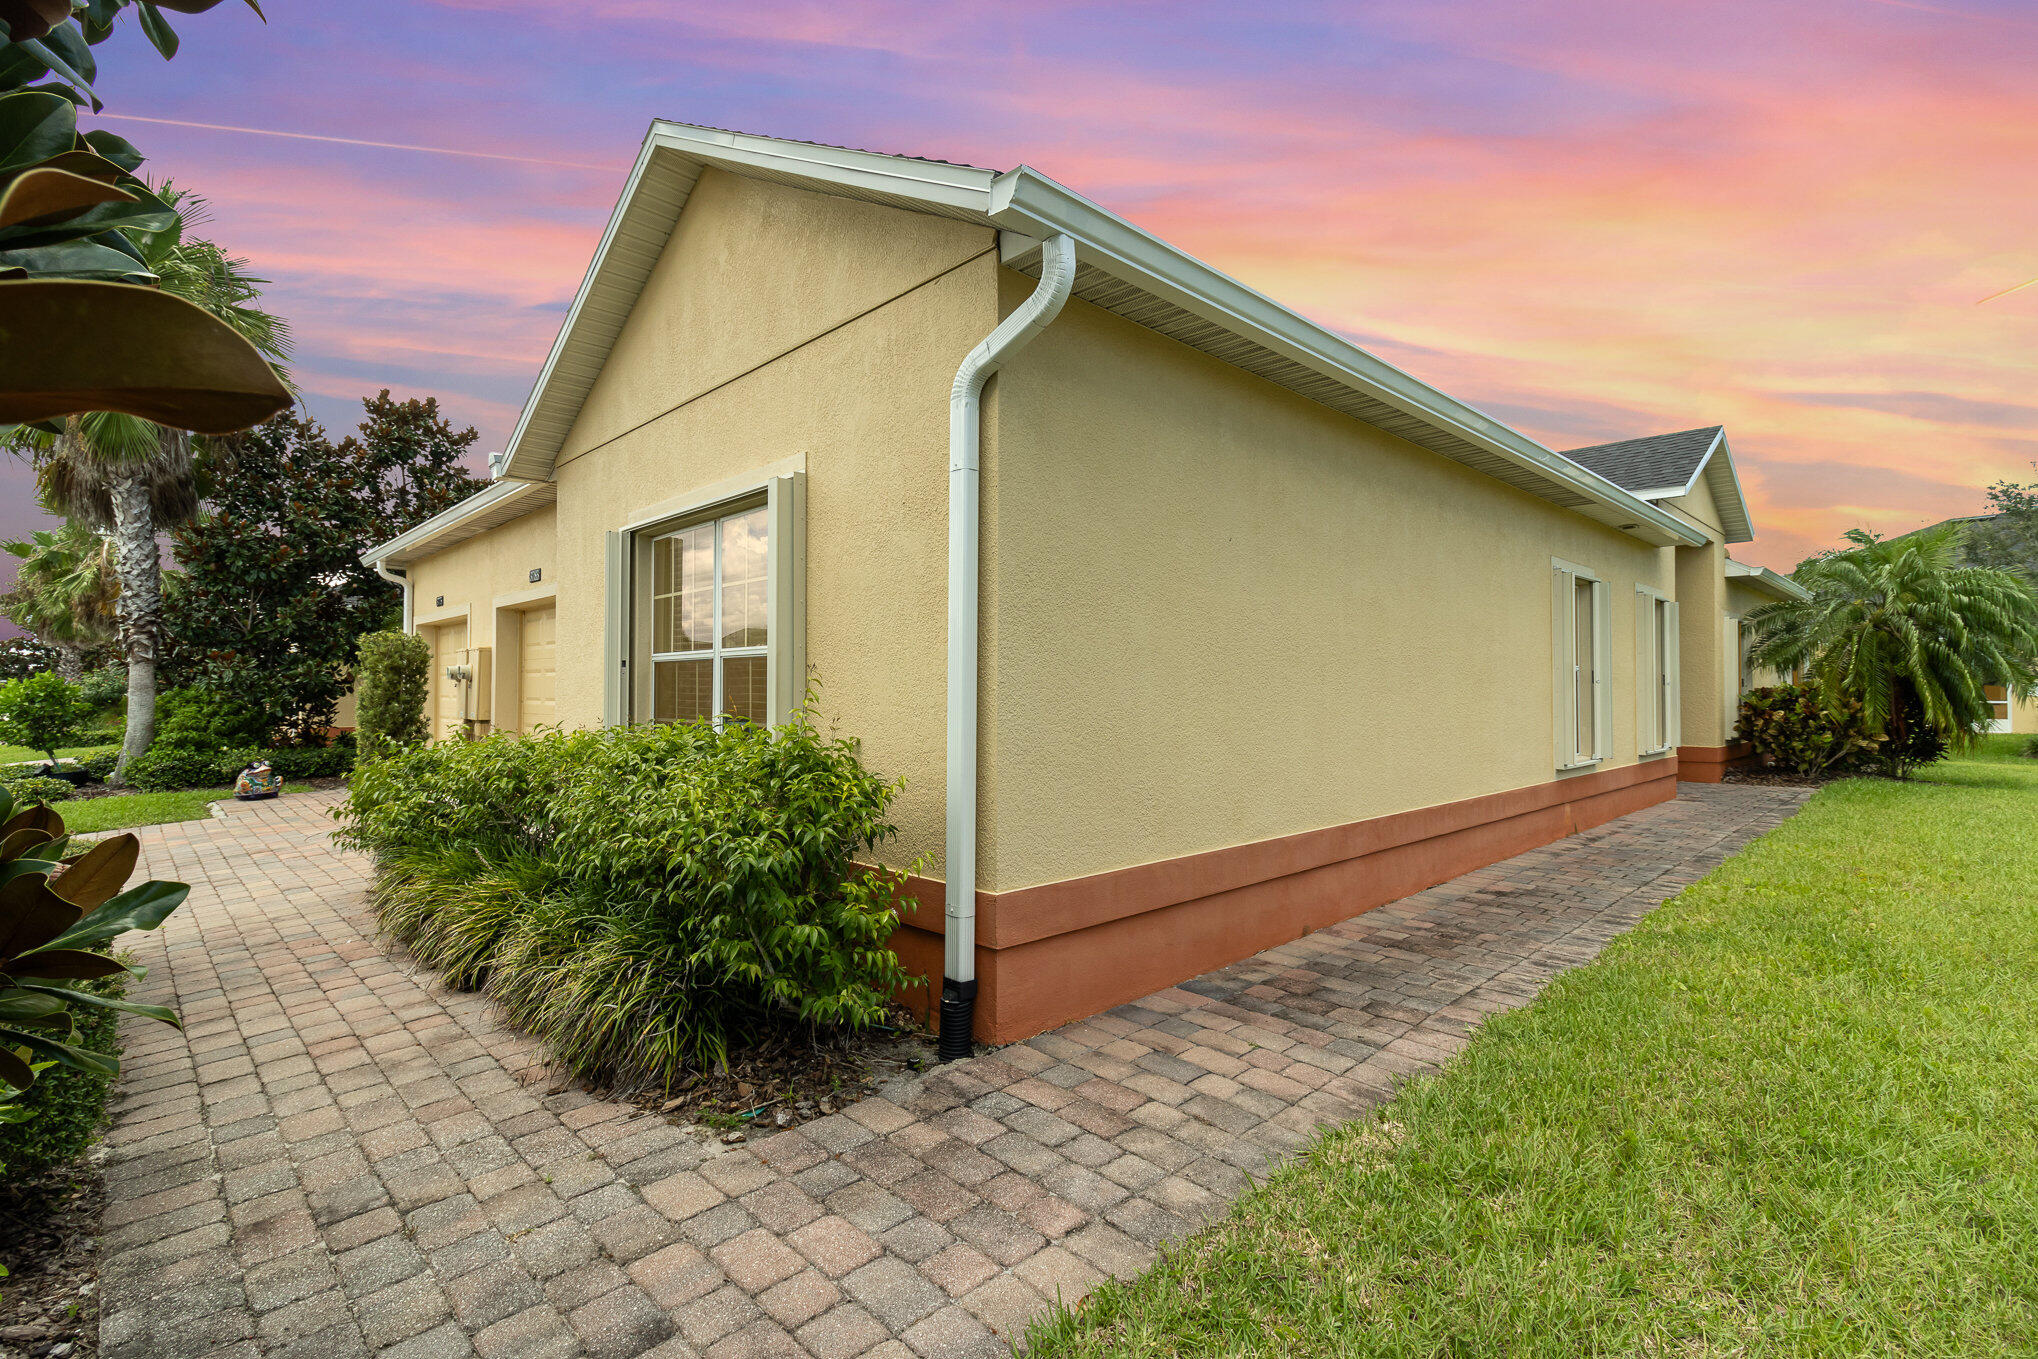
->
355;631;431;760
0;672;90;764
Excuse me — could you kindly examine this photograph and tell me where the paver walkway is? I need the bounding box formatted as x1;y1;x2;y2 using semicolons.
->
97;782;1807;1358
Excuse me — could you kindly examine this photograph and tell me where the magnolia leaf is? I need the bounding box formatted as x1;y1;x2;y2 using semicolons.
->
49;832;136;911
12;37;95;109
0;167;133;232
12;147;127;186
0;1;76;44
0;279;293;431
0;988;65;1023
12;1027;117;1077
134;2;178;58
37;876;186;952
0;827;51;860
75;130;139;174
0;90;76;175
18;981;174;1027
0;801;63;841
0;873;79;957
0;235;154;280
8;947;128;979
1;180;171;245
0;1041;33;1091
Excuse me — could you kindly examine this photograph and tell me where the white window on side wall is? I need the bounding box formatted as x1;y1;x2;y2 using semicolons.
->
1553;558;1610;770
1635;584;1680;756
602;474;805;729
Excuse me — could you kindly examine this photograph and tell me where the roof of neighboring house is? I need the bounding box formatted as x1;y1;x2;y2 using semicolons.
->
1561;425;1753;545
1725;557;1812;602
485;121;1713;550
366;479;556;569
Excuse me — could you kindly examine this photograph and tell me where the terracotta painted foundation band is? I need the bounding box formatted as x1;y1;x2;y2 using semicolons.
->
1675;742;1753;784
888;758;1680;1043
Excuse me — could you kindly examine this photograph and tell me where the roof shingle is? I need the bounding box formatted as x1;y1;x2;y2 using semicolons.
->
1561;426;1722;494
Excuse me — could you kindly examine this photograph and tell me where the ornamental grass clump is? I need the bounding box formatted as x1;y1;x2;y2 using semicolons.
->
337;710;916;1086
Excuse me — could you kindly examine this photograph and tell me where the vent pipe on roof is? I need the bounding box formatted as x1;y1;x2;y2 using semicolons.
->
940;232;1077;1062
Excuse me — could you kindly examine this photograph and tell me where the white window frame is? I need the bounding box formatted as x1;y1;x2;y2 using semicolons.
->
648;511;769;725
1553;557;1610;771
1635;584;1680;757
603;473;805;728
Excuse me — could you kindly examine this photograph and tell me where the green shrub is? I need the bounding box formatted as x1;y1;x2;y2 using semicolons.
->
338;711;918;1083
123;742;231;792
2023;735;2038;760
0;672;89;763
75;665;126;714
355;631;430;760
156;685;271;749
77;747;120;780
1736;684;1880;778
266;738;354;781
0;973;122;1176
3;775;74;804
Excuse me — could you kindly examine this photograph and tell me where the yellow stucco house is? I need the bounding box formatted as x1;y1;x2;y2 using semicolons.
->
364;122;1810;1050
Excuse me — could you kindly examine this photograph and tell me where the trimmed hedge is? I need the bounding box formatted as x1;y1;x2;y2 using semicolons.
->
355;630;430;760
337;712;918;1083
125;734;355;792
2;774;74;803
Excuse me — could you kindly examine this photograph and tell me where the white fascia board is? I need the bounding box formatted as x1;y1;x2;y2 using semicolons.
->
1725;558;1810;601
646;122;999;212
1631;429;1754;544
499;132;668;484
986;167;1706;549
361;479;537;567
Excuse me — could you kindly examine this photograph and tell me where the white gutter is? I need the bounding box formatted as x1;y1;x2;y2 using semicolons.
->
373;561;413;633
939;231;1077;1060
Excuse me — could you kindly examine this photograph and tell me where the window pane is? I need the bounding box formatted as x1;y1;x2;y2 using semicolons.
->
652;537;674;653
1574;578;1595;758
721;507;769;649
654;658;712;724
722;655;767;725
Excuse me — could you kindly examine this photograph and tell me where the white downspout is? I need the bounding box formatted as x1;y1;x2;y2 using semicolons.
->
374;561;412;633
940;232;1076;1060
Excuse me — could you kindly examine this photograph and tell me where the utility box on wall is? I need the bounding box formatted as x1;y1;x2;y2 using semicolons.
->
443;647;493;724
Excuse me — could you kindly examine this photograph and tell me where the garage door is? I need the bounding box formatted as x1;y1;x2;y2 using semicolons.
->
518;604;557;732
430;620;466;739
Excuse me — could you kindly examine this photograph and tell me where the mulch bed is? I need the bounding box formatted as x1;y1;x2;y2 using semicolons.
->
1721;765;1829;788
611;1017;939;1144
0;1162;103;1359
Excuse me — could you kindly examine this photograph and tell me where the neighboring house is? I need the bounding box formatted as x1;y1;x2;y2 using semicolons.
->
365;122;1807;1046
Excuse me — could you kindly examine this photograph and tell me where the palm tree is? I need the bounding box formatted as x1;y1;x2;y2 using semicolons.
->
1748;526;2038;761
28;187;290;780
1;521;118;681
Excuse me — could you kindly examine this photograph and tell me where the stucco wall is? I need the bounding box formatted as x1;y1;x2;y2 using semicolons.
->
407;504;559;656
982;267;1678;893
543;168;999;871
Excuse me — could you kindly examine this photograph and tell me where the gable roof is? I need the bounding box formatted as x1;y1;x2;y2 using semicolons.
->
1562;425;1753;545
368;479;556;569
493;122;1708;549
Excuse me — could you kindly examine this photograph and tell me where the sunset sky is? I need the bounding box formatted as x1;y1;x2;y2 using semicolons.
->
6;0;2036;576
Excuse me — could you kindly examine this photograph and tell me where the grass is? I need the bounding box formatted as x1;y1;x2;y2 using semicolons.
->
0;740;119;766
57;782;314;834
1028;736;2038;1357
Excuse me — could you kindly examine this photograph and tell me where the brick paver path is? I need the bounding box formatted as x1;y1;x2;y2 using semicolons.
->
97;782;1806;1358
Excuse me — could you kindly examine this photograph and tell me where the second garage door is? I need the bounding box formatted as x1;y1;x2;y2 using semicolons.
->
518;604;557;732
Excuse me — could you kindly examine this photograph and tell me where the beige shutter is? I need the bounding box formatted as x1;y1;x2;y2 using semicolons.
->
1591;578;1610;763
1553;564;1576;768
1664;599;1682;749
1635;587;1655;753
603;529;626;726
765;473;806;726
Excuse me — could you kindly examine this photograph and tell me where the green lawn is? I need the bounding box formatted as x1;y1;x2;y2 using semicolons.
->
57;783;315;834
0;740;120;766
1029;737;2038;1357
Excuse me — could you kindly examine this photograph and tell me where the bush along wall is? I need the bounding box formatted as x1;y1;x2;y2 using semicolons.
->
1736;682;1949;779
336;712;919;1087
353;630;430;761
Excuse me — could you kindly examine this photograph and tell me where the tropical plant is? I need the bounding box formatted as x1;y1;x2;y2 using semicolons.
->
168;396;481;743
0;0;286;432
354;630;430;760
0;786;187;1103
0;670;87;763
1748;527;2038;770
336;709;919;1084
23;185;292;779
0;520;116;680
1734;684;1880;779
